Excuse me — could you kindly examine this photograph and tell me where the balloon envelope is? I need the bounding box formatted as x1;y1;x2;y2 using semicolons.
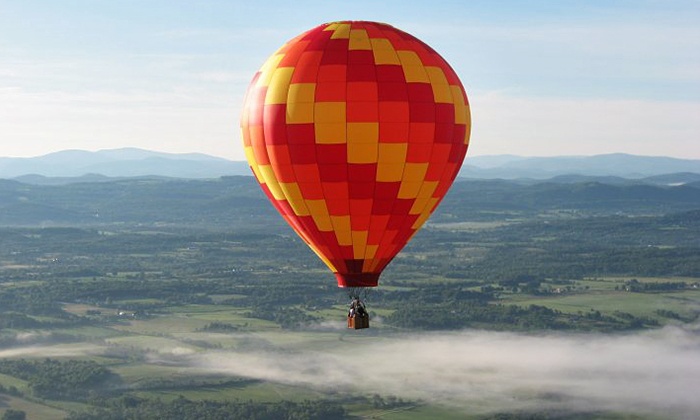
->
241;21;471;287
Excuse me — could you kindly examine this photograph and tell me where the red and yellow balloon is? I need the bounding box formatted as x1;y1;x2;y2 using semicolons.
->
241;21;471;288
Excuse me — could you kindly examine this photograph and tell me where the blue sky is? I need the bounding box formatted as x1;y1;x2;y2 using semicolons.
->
1;0;698;159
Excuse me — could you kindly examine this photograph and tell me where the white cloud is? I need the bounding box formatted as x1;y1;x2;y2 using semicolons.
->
417;20;700;63
0;86;243;159
468;92;700;158
194;71;252;84
2;83;697;160
0;344;102;359
187;326;700;417
1;326;698;416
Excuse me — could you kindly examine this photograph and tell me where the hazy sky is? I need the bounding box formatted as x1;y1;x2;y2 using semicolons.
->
1;0;698;159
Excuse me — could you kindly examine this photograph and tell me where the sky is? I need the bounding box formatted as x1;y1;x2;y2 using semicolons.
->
1;0;698;160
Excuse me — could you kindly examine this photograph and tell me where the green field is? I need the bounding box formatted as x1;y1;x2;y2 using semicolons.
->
504;277;700;321
0;394;68;420
1;278;697;418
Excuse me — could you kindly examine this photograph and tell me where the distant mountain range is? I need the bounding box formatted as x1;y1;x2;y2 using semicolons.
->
0;148;251;180
461;154;700;179
0;148;698;183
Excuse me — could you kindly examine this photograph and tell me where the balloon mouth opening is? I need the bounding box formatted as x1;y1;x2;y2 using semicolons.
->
335;273;380;288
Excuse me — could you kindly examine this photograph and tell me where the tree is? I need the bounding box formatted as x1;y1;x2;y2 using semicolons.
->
2;410;27;420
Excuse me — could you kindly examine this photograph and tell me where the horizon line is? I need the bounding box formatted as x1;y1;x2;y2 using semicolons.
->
1;147;699;162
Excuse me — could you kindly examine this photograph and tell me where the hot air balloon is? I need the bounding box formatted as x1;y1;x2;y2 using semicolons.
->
240;21;471;326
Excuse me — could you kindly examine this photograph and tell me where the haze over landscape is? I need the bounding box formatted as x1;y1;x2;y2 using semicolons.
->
2;326;700;417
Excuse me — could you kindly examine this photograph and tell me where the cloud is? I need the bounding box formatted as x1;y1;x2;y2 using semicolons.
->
416;20;700;82
0;344;102;359
194;71;252;84
0;86;240;159
186;326;700;417
12;331;53;343
1;326;698;416
468;92;700;158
